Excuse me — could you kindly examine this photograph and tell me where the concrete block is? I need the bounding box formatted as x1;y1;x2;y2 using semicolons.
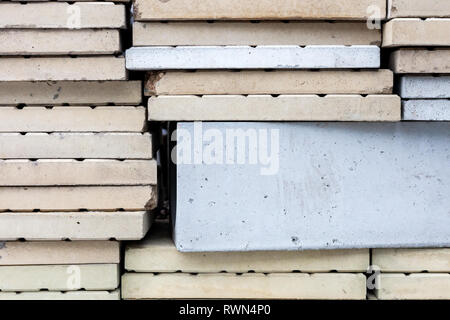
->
0;133;152;159
0;211;151;241
148;95;401;121
399;76;450;99
122;273;366;300
0;186;157;211
0;81;141;106
376;274;450;300
126;46;380;70
0;241;120;266
0;107;146;132
0;30;120;55
388;0;450;18
0;160;157;186
174;122;450;252
373;249;450;273
383;19;450;47
125;222;369;273
403;100;450;121
390;49;450;74
133;22;381;46
0;57;126;81
0;290;120;301
0;2;126;29
0;264;119;292
133;0;386;21
145;70;393;95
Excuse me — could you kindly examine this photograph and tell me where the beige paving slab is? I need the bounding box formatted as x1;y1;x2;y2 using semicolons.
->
0;211;152;241
0;133;152;159
383;19;450;47
0;186;157;211
376;274;450;300
388;0;450;18
0;107;146;132
0;290;120;300
122;273;367;300
125;222;369;273
148;95;401;121
0;241;120;266
0;81;141;106
0;264;119;292
134;0;386;20
145;70;393;95
0;2;126;29
133;22;381;46
0;30;120;55
0;160;157;186
0;57;126;81
390;49;450;74
373;249;450;273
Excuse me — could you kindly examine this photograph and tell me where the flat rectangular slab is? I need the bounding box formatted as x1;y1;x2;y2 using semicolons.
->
390;49;450;74
403;100;450;121
399;76;450;98
174;122;450;252
148;95;400;121
375;274;450;300
0;2;125;29
0;81;141;106
0;133;152;159
0;264;118;292
0;186;157;211
0;160;157;186
133;0;386;21
0;290;120;300
0;241;120;266
383;19;450;47
125;222;369;273
373;249;450;273
0;107;146;132
0;57;126;81
0;30;120;55
122;273;366;300
133;22;381;46
145;70;393;95
388;0;450;18
126;46;380;70
0;211;151;241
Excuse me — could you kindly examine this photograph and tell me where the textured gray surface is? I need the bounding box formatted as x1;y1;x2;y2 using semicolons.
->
174;122;450;252
126;46;380;70
399;76;450;98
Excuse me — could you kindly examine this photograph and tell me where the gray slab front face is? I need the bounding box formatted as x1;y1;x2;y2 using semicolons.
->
403;100;450;121
126;46;380;70
174;122;450;252
399;76;450;98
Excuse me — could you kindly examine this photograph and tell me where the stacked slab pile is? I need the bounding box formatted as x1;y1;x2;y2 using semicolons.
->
123;0;397;300
122;222;368;300
384;0;450;120
366;0;450;300
0;1;157;299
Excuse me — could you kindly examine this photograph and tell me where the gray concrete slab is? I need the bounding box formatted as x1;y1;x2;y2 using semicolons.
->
173;122;450;252
400;76;450;99
403;100;450;121
126;46;380;70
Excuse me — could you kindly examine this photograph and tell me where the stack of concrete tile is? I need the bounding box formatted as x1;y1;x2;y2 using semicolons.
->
127;0;400;122
0;241;120;300
0;1;157;300
0;0;157;240
373;248;450;300
384;0;450;120
122;222;368;300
